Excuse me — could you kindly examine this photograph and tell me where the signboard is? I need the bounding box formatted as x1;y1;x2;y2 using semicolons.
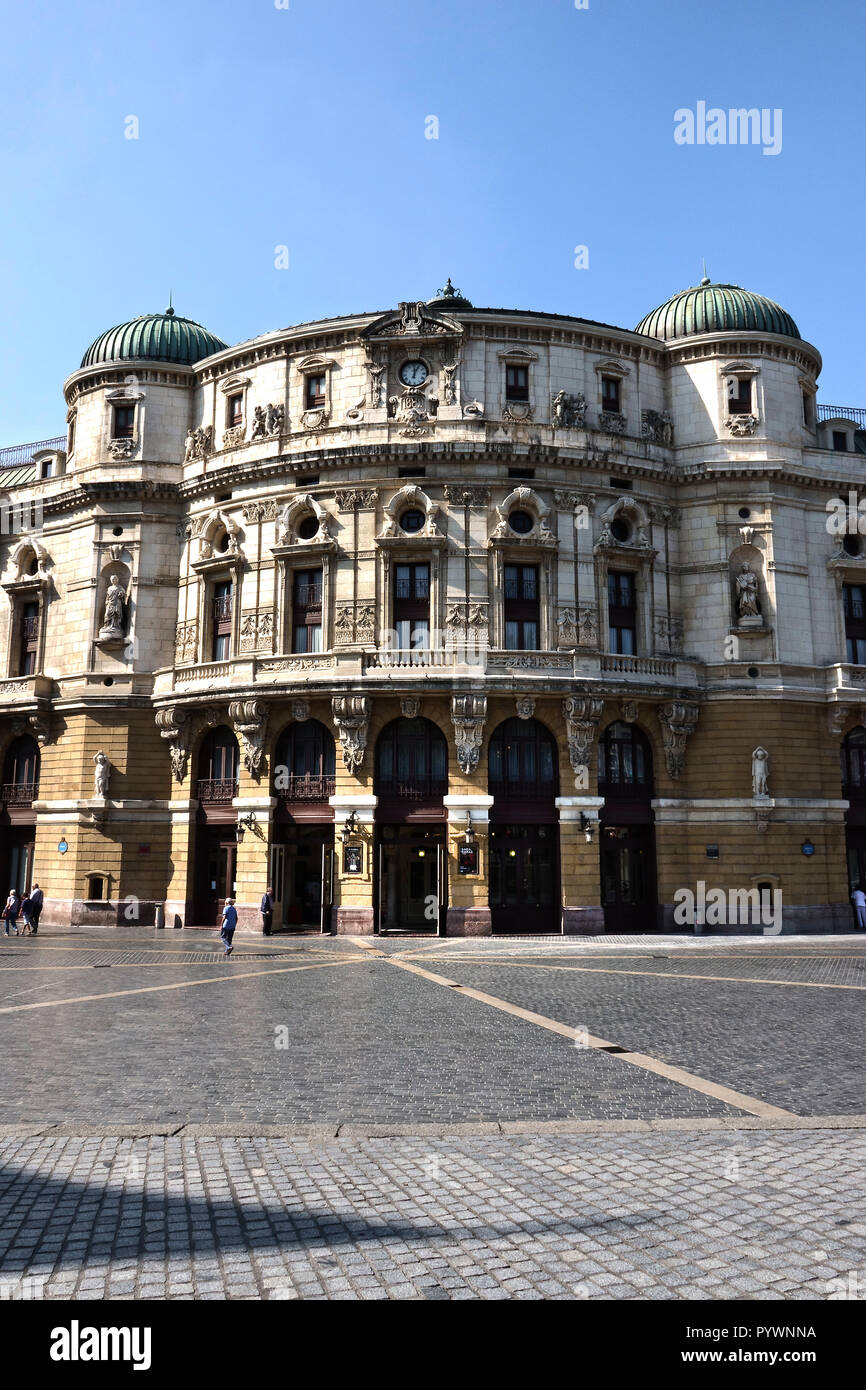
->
458;843;479;875
343;843;363;875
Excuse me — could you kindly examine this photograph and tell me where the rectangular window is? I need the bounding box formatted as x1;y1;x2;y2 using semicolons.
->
393;563;430;650
833;430;848;453
608;570;636;655
844;584;866;664
601;376;621;413
40;459;54;479
305;374;326;409
505;365;529;402
802;392;813;428
227;393;243;427
504;564;540;650
212;580;233;662
67;418;76;454
728;378;752;415
18;601;39;676
292;568;323;653
113;405;135;439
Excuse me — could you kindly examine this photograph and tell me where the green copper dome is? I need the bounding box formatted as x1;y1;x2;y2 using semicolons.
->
80;307;228;369
636;279;800;342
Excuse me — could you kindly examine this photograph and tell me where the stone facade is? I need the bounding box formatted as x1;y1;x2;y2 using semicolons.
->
0;287;861;933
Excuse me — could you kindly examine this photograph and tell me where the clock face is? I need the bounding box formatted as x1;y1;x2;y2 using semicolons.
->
399;359;428;387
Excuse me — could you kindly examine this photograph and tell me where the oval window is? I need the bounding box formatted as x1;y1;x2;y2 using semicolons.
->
508;510;533;535
610;518;631;543
400;509;425;534
297;514;319;540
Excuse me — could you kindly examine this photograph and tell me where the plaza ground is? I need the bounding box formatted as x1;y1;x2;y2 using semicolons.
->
0;930;863;1299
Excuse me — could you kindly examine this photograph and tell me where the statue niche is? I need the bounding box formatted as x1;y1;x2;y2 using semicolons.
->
96;563;131;646
730;547;766;631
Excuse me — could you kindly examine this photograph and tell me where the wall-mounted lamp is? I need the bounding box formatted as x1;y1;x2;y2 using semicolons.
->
237;810;257;842
579;812;596;844
342;809;360;840
464;811;476;844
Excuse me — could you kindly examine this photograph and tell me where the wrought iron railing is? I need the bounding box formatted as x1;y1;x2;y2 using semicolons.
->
213;595;233;622
817;405;866;427
1;781;38;805
275;773;335;801
0;436;66;469
196;778;238;804
376;778;448;800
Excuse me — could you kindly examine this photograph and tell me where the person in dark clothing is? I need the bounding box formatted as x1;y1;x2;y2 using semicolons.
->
261;886;274;936
28;884;43;934
220;899;237;956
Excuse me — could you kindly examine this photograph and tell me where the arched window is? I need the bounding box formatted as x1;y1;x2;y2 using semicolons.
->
488;718;559;799
196;726;239;804
273;719;336;800
375;718;447;800
841;727;866;800
2;736;40;805
598;721;653;798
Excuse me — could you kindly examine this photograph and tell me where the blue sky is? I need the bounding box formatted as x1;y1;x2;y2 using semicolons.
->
1;0;864;444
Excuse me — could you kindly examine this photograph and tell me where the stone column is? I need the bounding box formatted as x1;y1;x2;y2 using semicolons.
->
556;795;604;934
443;793;494;935
330;793;378;933
233;793;276;932
164;798;198;929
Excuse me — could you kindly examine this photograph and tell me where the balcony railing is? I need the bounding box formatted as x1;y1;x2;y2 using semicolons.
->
601;653;677;678
196;778;238;804
0;436;66;469
2;781;38;805
818;405;866;428
376;778;448;801
213;595;233;622
275;773;335;801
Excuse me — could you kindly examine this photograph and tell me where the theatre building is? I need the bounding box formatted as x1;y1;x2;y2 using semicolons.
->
1;278;864;933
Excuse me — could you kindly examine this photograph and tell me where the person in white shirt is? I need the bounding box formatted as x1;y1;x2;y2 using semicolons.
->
850;885;866;930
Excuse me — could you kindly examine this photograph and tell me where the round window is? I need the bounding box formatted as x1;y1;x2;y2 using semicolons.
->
297;514;319;540
216;531;230;553
508;510;533;535
610;517;631;543
843;534;861;557
23;554;38;577
738;507;751;520
400;509;425;534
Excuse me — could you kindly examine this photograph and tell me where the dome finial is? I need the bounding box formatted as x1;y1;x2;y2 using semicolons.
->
166;290;175;317
437;277;460;299
700;259;711;287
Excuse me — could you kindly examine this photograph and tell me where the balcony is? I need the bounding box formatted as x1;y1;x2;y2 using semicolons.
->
275;773;335;802
818;405;866;428
196;778;238;804
600;653;677;678
1;781;38;806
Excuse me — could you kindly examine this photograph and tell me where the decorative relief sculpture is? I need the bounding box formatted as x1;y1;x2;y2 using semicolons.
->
578;605;598;646
183;426;213;462
654;613;684;652
443;485;491;506
356;604;376;644
368;358;386;408
156;706;193;782
291;700;311;723
388;386;438;437
242;500;279;524
250;404;285;440
334;603;356;645
562;697;604;782
490;488;555;546
401;697;421;720
503;402;533;425
640;409;674;446
239;610;273;653
620;701;640;723
276;496;334;546
462;399;484;418
735;563;760;621
301;407;330;431
380;485;442;540
175;621;198;664
222;425;246;450
657;701;700;779
332;696;372;774
752;746;770;799
335;489;378;511
99;574;127;640
551;391;587;429
229;699;268;778
557;607;578;648
451;695;487;775
108;438;137;460
516;696;536;721
93;751;111;797
727;414;759;437
442;363;458;406
598;411;626;435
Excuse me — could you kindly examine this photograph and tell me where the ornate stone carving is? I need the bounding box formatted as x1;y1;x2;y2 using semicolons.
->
332;696;371;774
93;751;110;797
490;488;556;546
462;399;484;418
755;805;771;833
735;563;760;620
183;425;213;462
29;712;52;746
356;604;376;644
368;358;386;408
443;485;491;506
653;613;684;652
175;621;198;664
727;414;759;437
557;607;577;648
222;425;246;450
551;391;586;429
291;700;310;723
156;705;193;782
620;701;640;723
401;697;421;720
451;695;487;775
488;653;571;670
649;504;679;527
516;696;536;721
578;605;598;646
657;701;700;780
752;746;770;799
598;411;626;435
563;697;604;781
334;603;356;646
108;438;137;460
380;485;442;539
503;402;533;425
640;409;674;446
229;699;268;778
250;403;285;439
99;574;127;640
335;489;378;511
239;609;273;653
242;500;279;523
366;301;453;339
388;386;438;436
442;362;458;406
301;407;330;431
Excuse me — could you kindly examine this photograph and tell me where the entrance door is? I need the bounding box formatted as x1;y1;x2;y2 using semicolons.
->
600;824;657;932
270;844;286;930
846;827;866;923
377;828;443;933
8;837;35;896
489;824;558;933
320;844;333;934
199;831;237;927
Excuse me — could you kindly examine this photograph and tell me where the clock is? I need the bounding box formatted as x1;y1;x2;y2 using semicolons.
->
399;360;428;387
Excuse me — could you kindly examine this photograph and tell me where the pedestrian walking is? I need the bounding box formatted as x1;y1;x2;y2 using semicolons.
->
3;889;21;936
851;884;866;930
261;885;274;936
28;884;43;935
19;891;33;935
220;898;237;955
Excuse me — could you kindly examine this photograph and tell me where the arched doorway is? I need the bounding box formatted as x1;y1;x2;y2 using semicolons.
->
194;726;239;925
272;719;336;931
374;717;447;933
841;727;866;921
0;735;40;894
488;717;560;933
598;721;658;932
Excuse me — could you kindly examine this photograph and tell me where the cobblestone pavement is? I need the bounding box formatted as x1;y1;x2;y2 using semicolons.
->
0;1128;863;1300
1;930;863;1300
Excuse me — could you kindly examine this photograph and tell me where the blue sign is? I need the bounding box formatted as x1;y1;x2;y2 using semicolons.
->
58;839;68;854
801;840;815;857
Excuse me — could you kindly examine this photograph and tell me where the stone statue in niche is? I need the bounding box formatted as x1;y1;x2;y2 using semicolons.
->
100;574;126;637
93;751;110;797
735;564;760;621
752;746;769;799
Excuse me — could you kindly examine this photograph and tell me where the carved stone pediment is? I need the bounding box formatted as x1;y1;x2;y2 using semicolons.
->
273;495;335;550
190;509;244;572
378;485;445;545
332;696;371;774
361;302;464;342
229;699;268;778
